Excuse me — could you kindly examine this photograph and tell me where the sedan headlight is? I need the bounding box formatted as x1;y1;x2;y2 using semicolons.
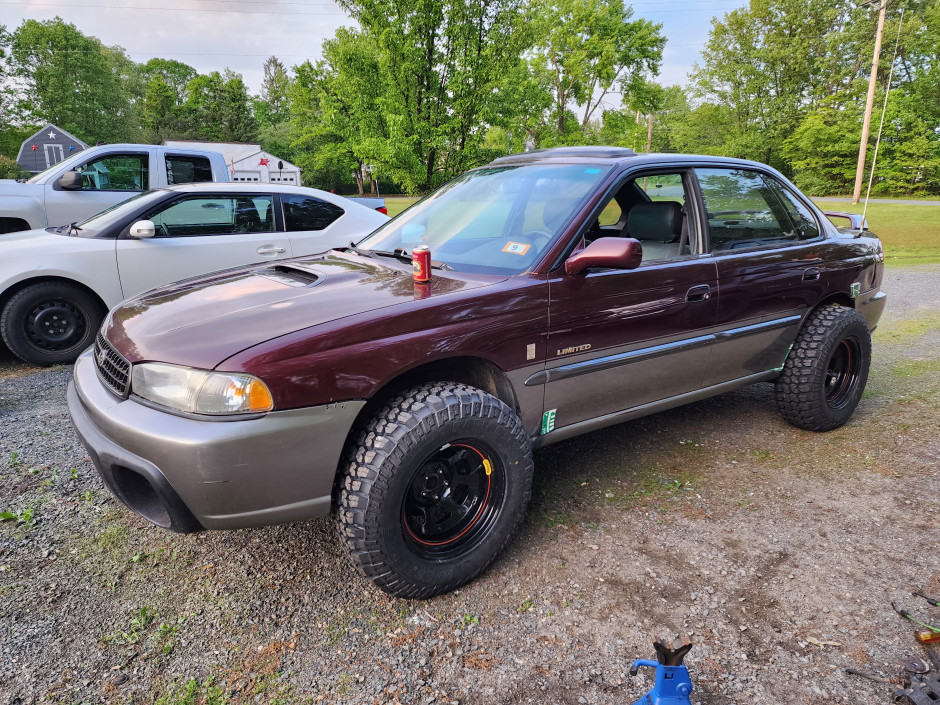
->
131;363;274;416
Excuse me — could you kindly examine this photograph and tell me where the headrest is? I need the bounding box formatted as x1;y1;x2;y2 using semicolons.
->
543;197;576;232
626;201;683;243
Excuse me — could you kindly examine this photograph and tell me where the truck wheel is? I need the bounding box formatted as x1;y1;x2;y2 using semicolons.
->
1;282;103;365
337;383;534;599
774;304;871;432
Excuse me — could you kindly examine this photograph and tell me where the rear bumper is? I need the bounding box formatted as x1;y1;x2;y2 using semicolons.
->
67;348;364;531
856;287;887;331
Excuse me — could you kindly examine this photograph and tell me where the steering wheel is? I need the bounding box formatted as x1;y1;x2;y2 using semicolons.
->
517;229;554;253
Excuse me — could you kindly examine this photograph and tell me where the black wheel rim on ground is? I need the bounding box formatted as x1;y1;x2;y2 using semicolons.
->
402;441;505;559
825;336;862;409
24;299;86;351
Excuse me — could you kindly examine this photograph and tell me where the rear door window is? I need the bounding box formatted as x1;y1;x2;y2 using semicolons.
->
282;195;344;231
761;175;820;240
165;155;214;185
695;168;794;252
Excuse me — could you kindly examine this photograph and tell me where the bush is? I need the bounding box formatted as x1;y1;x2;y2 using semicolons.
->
0;155;29;180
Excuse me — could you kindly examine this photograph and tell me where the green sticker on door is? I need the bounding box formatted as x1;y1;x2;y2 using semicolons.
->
542;409;557;435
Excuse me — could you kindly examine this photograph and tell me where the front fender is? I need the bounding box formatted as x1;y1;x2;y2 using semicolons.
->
0;194;47;230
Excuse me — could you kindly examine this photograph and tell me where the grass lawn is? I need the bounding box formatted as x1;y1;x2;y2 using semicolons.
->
384;196;938;266
813;200;940;266
385;195;419;217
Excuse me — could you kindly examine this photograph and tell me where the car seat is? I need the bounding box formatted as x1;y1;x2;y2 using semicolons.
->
234;199;262;233
625;201;683;261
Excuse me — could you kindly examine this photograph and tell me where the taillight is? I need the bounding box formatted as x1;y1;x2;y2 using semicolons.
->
377;207;388;215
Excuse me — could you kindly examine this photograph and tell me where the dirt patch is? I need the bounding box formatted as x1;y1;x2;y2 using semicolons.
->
1;265;938;705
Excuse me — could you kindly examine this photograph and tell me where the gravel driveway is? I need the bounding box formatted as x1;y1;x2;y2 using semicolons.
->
1;265;938;705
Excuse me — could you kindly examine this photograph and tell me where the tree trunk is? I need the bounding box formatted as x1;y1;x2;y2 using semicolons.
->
355;164;364;196
370;175;377;195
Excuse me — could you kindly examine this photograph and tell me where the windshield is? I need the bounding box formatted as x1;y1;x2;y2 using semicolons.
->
71;190;167;236
357;163;610;275
26;149;92;183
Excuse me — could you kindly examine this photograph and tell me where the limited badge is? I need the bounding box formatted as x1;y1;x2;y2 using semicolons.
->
542;409;557;435
502;242;531;255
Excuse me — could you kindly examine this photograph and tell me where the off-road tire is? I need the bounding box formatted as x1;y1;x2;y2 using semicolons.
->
1;282;103;365
774;304;871;432
336;382;534;599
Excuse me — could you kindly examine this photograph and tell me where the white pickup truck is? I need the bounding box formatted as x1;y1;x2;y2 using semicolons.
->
0;144;232;234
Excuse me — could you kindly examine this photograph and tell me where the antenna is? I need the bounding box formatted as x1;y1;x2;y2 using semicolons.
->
863;6;905;224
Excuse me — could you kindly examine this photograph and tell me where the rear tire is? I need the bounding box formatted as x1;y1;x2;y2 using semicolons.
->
774;304;871;432
336;382;534;599
1;282;103;365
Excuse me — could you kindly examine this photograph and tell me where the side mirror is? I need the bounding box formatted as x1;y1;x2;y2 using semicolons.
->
128;220;156;239
565;237;642;275
56;171;83;190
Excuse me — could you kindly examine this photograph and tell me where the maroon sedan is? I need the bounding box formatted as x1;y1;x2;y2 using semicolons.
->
67;147;886;598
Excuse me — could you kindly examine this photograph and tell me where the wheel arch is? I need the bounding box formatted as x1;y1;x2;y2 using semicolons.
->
356;354;519;426
333;355;522;499
0;276;109;320
804;293;854;324
0;217;33;235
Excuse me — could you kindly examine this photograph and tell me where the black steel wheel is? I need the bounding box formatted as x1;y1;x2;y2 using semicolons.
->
1;282;104;365
401;441;506;559
824;337;863;409
337;382;533;599
774;304;872;432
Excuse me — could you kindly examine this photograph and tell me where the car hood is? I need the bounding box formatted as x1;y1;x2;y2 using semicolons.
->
0;181;43;197
105;251;505;369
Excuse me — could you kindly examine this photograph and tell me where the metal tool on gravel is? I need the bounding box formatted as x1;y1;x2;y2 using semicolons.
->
892;672;940;704
892;602;940;636
629;635;694;705
913;592;940;608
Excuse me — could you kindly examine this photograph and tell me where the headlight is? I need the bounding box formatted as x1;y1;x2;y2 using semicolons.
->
130;363;274;416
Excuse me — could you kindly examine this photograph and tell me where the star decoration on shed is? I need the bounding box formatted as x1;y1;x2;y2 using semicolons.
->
48;131;57;139
258;158;270;167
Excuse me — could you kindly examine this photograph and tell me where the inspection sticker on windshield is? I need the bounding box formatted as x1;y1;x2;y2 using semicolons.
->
502;242;531;255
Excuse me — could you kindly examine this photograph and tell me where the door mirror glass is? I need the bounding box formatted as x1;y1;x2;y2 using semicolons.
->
56;171;83;190
565;237;642;275
128;220;156;239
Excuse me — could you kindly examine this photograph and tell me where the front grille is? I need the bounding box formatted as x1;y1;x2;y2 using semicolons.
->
94;332;131;398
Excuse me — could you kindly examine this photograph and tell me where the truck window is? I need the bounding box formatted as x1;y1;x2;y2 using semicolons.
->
76;154;149;191
165;155;214;185
282;195;344;231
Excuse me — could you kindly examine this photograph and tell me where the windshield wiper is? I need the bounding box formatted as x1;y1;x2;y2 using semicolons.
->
344;243;376;258
370;248;453;270
67;222;83;236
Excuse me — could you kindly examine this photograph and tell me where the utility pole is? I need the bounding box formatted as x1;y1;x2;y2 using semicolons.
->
852;0;887;204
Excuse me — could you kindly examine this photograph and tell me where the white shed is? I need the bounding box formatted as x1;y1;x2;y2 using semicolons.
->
162;140;302;185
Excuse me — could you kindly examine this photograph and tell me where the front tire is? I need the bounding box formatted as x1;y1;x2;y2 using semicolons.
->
774;304;872;432
336;383;534;599
1;282;103;365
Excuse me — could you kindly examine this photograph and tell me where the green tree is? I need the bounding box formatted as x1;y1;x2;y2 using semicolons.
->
182;70;257;142
527;0;664;142
256;55;292;128
336;0;531;192
7;18;138;144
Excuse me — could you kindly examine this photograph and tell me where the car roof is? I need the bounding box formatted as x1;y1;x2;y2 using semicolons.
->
162;182;340;196
488;147;768;171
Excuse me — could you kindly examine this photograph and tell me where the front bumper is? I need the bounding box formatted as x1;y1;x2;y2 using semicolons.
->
67;348;365;532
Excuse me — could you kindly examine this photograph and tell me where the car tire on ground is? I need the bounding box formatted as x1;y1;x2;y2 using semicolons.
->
774;304;872;432
337;382;534;599
1;282;104;365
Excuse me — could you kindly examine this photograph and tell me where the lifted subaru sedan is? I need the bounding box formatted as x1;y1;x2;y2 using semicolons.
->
68;147;886;598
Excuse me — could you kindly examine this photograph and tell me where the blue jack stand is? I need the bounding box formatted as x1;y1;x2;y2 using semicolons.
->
630;635;694;705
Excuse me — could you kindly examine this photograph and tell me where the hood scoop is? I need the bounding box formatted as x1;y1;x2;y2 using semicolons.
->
256;264;321;288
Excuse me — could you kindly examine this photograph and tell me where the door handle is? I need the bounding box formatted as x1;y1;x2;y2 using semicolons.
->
257;245;286;256
803;267;821;281
686;284;711;302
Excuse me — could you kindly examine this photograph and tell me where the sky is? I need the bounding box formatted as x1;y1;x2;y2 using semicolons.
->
0;0;745;105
